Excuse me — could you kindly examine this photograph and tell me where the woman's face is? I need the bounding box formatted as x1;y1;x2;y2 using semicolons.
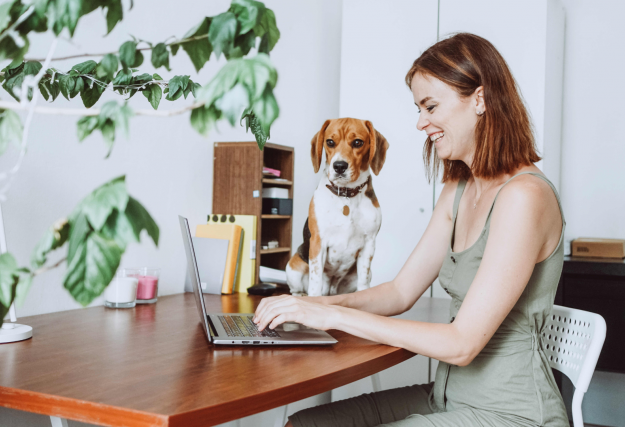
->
410;73;483;164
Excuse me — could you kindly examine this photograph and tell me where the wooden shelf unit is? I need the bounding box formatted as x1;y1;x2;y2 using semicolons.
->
213;142;294;284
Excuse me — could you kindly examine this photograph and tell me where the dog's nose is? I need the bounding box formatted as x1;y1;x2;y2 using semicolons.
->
333;161;348;175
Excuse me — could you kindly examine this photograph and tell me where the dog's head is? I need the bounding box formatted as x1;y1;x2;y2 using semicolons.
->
310;118;389;185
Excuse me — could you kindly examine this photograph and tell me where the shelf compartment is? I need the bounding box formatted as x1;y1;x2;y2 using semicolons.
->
262;215;291;219
260;247;291;254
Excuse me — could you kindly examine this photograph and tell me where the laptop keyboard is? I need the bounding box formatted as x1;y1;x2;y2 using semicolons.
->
217;315;281;338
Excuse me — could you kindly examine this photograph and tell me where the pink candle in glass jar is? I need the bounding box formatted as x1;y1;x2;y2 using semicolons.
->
136;268;160;303
137;275;158;299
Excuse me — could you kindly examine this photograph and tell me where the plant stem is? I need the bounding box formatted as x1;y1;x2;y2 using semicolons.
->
33;257;67;276
0;100;205;117
25;34;210;62
0;6;35;43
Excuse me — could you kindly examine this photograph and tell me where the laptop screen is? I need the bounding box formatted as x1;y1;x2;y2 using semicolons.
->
178;215;213;343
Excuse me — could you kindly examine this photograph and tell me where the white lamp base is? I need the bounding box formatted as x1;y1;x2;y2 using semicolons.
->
0;323;33;343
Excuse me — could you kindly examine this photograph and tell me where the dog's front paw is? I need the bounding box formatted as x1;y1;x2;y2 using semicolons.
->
290;291;308;297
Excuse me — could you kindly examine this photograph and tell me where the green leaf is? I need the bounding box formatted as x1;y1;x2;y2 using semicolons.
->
14;272;32;308
67;211;91;264
76;115;98;141
63;232;123;306
231;30;257;58
153;73;163;80
230;0;263;34
249;113;269;149
71;60;97;74
170;42;179;56
254;9;280;52
101;210;138;250
58;74;75;100
0;1;15;34
132;50;144;67
119;40;137;69
190;105;220;136
151;42;169;70
180;17;212;72
116;103;133;138
208;12;237;59
0;252;18;309
112;68;133;89
23;61;42;76
31;218;70;269
165;75;189;101
125;196;159;246
105;0;123;34
80;82;104;108
191;81;201;98
0;110;22;155
70;76;84;98
215;83;250;126
80;175;129;231
96;54;118;80
142;84;162;110
252;86;279;133
39;80;60;102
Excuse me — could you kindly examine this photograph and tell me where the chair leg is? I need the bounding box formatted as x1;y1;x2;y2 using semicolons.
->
371;373;382;392
274;404;288;427
571;389;585;427
50;416;69;427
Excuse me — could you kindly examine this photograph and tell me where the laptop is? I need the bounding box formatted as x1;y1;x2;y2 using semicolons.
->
179;215;338;345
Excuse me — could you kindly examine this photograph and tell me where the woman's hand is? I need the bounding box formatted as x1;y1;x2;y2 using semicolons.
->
253;295;340;331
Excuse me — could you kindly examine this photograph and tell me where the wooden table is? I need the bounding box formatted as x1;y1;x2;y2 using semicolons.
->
0;293;450;427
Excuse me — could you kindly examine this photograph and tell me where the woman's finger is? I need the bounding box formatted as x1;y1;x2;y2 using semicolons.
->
258;303;299;331
255;295;298;325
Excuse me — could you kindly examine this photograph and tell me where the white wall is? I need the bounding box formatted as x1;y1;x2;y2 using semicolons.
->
558;1;625;425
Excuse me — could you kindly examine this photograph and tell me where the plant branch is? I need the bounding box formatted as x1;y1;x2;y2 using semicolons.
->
25;34;210;62
0;99;205;117
0;6;34;43
32;256;66;276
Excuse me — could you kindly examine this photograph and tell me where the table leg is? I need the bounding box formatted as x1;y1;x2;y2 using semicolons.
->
274;405;288;427
50;416;69;427
371;373;382;392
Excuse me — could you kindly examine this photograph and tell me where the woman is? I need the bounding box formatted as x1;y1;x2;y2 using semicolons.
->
253;33;569;427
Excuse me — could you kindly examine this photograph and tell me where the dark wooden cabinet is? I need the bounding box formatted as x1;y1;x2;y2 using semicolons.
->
556;256;625;373
212;142;294;285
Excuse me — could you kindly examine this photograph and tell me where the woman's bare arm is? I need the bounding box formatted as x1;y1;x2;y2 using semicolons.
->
254;177;560;366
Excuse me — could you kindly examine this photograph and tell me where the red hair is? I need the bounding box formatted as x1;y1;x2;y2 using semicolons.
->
405;33;540;182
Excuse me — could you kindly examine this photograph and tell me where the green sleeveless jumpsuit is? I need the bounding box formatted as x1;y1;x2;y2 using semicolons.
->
290;172;569;427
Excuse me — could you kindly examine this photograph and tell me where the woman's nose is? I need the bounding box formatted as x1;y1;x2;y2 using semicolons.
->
416;113;429;131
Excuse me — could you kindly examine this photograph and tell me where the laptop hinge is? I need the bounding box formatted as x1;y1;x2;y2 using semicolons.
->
206;315;219;340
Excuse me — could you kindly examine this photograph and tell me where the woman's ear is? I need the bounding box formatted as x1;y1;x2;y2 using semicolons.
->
475;86;486;115
311;120;331;173
365;121;389;176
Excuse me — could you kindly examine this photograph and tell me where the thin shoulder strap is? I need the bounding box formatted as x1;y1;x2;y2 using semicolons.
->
486;172;566;225
452;179;468;220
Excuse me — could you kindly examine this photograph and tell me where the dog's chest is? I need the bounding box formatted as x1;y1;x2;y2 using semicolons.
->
314;190;380;258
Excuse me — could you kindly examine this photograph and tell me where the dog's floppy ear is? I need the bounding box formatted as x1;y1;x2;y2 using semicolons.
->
311;120;331;173
365;121;389;175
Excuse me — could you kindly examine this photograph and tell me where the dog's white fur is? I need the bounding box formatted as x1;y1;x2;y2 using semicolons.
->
286;118;388;297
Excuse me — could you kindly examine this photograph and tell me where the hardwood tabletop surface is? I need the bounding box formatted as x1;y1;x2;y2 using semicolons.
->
0;293;451;427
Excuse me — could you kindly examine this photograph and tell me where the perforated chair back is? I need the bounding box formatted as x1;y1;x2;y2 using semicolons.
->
541;305;606;427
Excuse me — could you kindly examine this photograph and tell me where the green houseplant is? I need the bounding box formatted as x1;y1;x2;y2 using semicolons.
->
0;0;280;325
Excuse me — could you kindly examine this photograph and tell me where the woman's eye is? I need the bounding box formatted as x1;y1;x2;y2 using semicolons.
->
326;139;335;147
352;139;363;148
426;105;436;112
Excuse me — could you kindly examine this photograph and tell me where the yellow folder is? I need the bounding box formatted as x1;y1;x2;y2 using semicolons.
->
195;222;243;294
207;214;257;293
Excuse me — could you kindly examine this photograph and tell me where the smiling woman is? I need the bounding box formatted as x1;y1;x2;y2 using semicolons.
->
405;32;540;184
255;32;568;427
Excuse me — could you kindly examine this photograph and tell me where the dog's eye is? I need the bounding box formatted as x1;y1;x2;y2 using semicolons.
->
352;139;364;148
326;139;335;147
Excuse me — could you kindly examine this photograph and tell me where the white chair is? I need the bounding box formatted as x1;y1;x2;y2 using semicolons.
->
541;305;606;427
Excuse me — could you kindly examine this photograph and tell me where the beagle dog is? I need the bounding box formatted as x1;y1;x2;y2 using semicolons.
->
286;118;389;297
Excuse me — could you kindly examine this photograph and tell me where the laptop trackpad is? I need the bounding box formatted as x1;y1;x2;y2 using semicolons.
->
281;322;314;331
